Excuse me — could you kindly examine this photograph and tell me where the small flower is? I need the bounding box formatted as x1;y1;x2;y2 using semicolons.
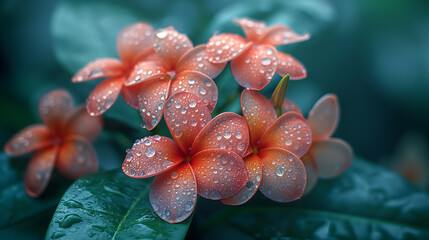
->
4;89;102;197
122;92;249;223
206;18;309;90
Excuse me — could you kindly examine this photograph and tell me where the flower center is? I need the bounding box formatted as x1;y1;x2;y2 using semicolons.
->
167;70;177;80
253;146;259;155
185;156;191;162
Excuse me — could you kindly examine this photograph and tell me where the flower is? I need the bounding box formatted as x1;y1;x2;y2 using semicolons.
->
206;18;309;90
123;27;226;130
221;89;312;205
122;92;249;223
3;89;102;197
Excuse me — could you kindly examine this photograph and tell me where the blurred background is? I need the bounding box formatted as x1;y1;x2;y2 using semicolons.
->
1;0;428;190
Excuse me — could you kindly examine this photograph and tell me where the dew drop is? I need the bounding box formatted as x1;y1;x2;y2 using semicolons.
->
156;30;168;39
209;190;221;200
275;166;284;177
199;87;207;95
189;99;197;108
184;201;193;211
145;148;155;158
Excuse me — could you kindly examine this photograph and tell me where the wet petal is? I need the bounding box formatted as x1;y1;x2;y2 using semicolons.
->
259;112;312;158
25;146;58;198
38;89;74;132
170;71;218;112
62;106;103;142
138;78;170;131
121;83;141;110
206;34;252;63
149;162;197;223
164;92;212;155
72;58;124;83
308;94;339;141
125;61;168;86
57;137;98;180
176;45;227;79
310;138;353;178
234;18;266;42
153;28;193;70
86;77;124;116
4;125;54;156
221;154;261;205
282;98;303;115
276;52;307;80
122;136;185;178
231;44;278;90
191;149;248;200
258;147;306;202
191;113;249;156
117;22;155;65
241;90;277;145
301;154;318;195
260;25;310;46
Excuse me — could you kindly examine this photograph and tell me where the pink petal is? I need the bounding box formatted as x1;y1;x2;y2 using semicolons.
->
125;61;168;86
310;138;353;178
206;34;252;63
241;89;277;145
234;18;267;42
170;71;218;112
258;147;306;202
164;92;212;155
191;149;248;200
122;136;185;178
308;94;339;141
121;83;141;110
221;154;261;205
282;98;303;115
137;78;171;131
191;112;250;157
62;106;103;142
301;154;318;195
231;44;278;90
38;89;74;132
259;112;312;158
86;76;124;116
56;137;98;180
149;162;197;223
72;58;124;83
153;28;193;70
276;52;307;80
260;25;310;46
117;22;155;65
25;146;58;198
4;125;54;156
176;45;227;79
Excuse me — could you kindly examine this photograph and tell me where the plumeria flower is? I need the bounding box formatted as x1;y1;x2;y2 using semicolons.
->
221;88;312;205
3;89;102;197
206;18;309;90
123;27;227;130
122;92;250;223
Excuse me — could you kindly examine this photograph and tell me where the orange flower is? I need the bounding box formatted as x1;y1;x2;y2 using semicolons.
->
206;18;309;90
122;92;249;223
221;89;312;205
4;89;102;197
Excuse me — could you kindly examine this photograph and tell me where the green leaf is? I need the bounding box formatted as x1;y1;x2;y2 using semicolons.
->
46;169;192;239
199;157;429;239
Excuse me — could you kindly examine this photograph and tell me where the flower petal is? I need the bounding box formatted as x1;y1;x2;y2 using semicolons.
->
231;44;278;90
138;78;170;131
241;90;277;145
117;22;155;65
164;92;212;155
72;58;124;83
25;146;58;198
259;112;312;158
310;138;353;178
86;76;124;116
56;137;98;180
125;61;168;86
260;25;310;46
170;71;218;112
221;154;261;205
301;153;318;195
191;113;250;157
308;94;339;141
206;34;252;63
121;83;141;110
176;45;227;79
4;125;53;156
282;98;303;115
38;89;74;132
191;149;248;200
62;106;103;142
153;28;193;70
258;147;306;202
149;162;197;223
234;18;266;42
276;52;307;80
122;136;185;178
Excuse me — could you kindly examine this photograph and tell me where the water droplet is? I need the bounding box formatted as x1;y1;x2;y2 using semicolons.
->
256;174;261;182
174;128;183;137
223;130;232;139
145;148;155;157
275;166;284;177
237;142;245;151
199;87;207;95
209;190;221;200
59;214;82;228
129;170;136;176
246;181;254;189
212;169;218;174
156;30;168;39
189;99;197;108
235;132;242;139
184;201;193;211
171;171;178;179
